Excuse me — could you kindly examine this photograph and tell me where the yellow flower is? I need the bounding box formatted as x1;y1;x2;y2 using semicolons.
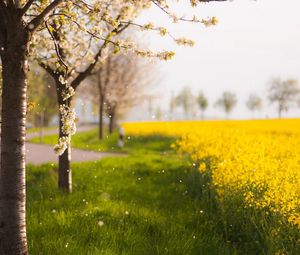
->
122;119;300;229
199;162;206;173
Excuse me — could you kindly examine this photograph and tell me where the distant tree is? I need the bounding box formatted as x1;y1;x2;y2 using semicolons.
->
105;56;154;134
267;78;299;118
215;91;237;118
169;92;176;120
175;87;195;119
146;96;154;117
0;0;222;251
88;53;155;137
155;106;163;120
246;94;262;118
27;66;57;127
197;91;208;119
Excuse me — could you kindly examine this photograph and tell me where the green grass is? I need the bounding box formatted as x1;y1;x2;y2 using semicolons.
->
27;154;238;255
29;128;177;154
27;131;300;254
27;126;57;134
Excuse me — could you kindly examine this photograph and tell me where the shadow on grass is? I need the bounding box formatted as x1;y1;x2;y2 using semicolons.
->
26;149;300;255
26;154;238;255
29;128;177;155
124;135;177;154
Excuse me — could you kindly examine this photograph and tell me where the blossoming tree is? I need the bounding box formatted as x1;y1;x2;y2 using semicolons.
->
33;1;149;193
32;1;219;194
88;52;155;137
0;0;224;253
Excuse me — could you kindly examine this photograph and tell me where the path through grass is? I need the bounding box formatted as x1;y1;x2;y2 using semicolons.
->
29;128;177;154
28;127;300;254
27;134;238;254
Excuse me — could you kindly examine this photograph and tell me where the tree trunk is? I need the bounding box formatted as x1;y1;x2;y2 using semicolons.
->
98;96;104;140
201;111;204;120
58;126;72;193
278;108;282;119
0;23;29;254
43;115;50;127
109;112;115;134
56;84;72;193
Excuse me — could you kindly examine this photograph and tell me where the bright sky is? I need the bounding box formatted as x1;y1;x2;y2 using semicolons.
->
135;0;300;119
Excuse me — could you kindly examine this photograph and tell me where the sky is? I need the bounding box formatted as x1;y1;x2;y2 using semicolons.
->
131;0;300;120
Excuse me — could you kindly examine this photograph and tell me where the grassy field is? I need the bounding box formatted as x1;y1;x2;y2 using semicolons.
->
27;126;57;134
27;137;239;255
28;121;300;254
29;128;176;154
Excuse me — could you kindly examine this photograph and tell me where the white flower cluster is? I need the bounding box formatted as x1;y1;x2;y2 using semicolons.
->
60;104;76;136
156;50;175;61
54;104;76;155
62;86;75;101
59;75;75;101
54;136;70;156
175;38;195;47
201;17;219;27
59;75;67;85
135;49;175;61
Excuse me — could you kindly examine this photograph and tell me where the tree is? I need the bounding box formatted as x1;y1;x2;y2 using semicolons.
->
0;0;223;253
90;53;154;135
169;92;176;120
267;78;299;118
215;91;237;118
32;2;218;193
0;1;66;253
175;86;195;119
197;91;208;119
34;2;142;193
27;66;57;127
246;93;262;118
155;106;163;120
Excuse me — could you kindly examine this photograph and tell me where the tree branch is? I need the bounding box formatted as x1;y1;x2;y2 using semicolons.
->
199;0;227;2
45;21;69;73
20;0;34;17
0;0;6;10
6;0;15;9
39;61;58;81
152;0;227;23
71;15;130;90
71;41;108;90
0;0;8;19
27;0;63;32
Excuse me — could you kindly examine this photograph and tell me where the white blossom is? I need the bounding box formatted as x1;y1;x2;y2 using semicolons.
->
59;75;67;85
62;86;75;101
54;136;70;156
98;220;104;227
59;104;76;136
54;104;76;155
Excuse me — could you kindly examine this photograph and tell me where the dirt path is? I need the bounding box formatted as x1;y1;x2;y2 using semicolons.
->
26;125;126;165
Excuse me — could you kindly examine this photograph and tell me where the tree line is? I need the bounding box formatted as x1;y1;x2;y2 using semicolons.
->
169;78;300;119
0;0;222;253
25;52;155;139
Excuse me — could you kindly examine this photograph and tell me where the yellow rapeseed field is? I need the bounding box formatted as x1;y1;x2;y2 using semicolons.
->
123;119;300;228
